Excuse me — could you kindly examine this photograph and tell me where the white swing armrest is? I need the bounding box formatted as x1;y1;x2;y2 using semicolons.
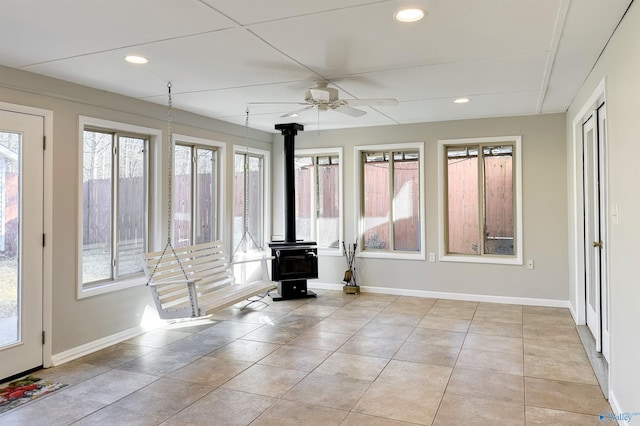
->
147;277;201;287
231;256;275;283
230;255;274;265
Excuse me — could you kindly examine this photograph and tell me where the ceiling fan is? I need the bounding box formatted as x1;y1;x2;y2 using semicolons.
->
250;80;399;118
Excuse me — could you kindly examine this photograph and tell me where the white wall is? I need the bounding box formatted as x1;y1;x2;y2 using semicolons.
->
0;65;272;356
566;1;640;413
273;113;568;303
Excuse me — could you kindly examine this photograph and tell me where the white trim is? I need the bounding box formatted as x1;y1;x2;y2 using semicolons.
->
0;102;54;368
173;133;226;245
77;275;147;298
295;147;343;254
77;116;162;299
309;282;570;308
233;145;271;256
50;326;143;366
438;136;523;266
354;142;426;260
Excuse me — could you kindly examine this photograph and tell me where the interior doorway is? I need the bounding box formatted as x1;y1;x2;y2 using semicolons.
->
0;109;44;381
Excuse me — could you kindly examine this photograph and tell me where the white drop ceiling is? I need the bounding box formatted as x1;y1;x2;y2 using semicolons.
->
0;0;632;133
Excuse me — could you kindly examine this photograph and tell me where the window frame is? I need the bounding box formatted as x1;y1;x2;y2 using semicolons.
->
355;142;425;261
438;136;523;265
294;147;343;256
77;116;161;299
172;134;225;248
233;145;270;256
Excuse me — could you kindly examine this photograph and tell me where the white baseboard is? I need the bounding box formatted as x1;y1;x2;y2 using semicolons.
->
608;392;624;425
568;302;578;323
50;326;144;366
310;282;570;308
606;391;640;426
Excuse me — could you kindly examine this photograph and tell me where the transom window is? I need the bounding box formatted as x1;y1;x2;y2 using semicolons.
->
439;136;523;265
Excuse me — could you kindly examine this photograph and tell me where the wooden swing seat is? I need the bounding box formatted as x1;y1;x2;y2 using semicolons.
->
142;240;276;319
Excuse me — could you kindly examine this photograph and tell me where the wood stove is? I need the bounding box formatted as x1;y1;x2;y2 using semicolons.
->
269;123;318;301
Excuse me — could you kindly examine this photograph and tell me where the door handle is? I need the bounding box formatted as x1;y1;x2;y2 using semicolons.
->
592;241;602;248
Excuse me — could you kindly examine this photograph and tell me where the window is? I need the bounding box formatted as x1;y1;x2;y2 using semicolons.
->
355;143;425;260
81;130;148;285
439;136;522;265
78;117;160;297
295;148;342;252
173;138;220;247
233;147;269;255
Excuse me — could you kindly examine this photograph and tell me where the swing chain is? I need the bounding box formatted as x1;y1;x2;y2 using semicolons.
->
166;82;173;244
232;108;261;258
146;82;190;286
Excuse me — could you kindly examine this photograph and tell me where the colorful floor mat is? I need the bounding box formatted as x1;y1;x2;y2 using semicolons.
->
0;375;67;414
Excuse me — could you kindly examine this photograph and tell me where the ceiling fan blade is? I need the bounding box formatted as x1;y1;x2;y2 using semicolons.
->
281;105;314;118
334;105;366;117
248;101;308;105
343;98;399;107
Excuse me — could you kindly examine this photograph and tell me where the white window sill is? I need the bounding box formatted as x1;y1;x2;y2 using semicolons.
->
318;248;343;257
78;274;147;299
440;254;523;266
357;251;425;261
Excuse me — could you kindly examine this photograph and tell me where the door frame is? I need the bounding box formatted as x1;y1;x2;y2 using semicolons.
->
569;78;610;362
0;101;53;369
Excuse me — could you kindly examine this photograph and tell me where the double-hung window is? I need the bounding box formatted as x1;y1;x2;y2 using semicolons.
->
173;137;221;247
439;136;522;264
233;147;269;255
79;117;159;296
295;148;342;252
356;143;425;260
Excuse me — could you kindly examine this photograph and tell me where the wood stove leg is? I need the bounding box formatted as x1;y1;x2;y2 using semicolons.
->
271;280;317;301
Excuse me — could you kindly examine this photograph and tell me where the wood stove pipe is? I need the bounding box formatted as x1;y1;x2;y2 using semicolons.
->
275;123;304;243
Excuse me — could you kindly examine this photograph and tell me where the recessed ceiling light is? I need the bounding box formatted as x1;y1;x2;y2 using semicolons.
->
454;98;470;104
125;55;148;64
394;8;425;22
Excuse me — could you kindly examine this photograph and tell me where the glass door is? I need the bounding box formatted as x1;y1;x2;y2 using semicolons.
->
582;112;602;352
0;109;44;380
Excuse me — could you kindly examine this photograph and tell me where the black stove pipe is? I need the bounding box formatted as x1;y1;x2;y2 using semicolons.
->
275;123;304;243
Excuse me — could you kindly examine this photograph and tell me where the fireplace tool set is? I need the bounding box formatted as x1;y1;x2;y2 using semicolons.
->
342;241;359;294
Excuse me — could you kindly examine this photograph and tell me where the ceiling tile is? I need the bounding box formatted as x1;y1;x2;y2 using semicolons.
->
23;29;314;100
385;91;540;124
249;0;562;76
0;0;235;67
334;53;548;101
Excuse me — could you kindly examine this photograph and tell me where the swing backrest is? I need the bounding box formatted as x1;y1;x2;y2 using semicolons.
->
142;240;235;318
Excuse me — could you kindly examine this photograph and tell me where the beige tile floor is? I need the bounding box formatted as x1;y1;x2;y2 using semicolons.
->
0;290;615;425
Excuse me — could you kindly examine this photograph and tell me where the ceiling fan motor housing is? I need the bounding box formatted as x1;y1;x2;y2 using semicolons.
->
306;80;339;104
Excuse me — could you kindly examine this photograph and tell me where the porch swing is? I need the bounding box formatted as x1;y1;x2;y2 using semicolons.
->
141;84;276;320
